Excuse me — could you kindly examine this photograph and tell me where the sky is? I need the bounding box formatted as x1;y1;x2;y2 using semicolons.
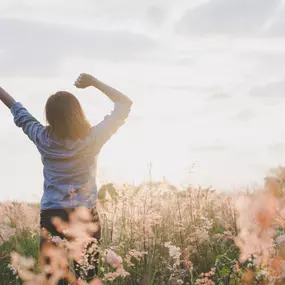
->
1;0;285;201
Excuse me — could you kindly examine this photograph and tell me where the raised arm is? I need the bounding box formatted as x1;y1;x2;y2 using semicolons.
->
1;86;44;144
75;73;133;150
0;87;16;109
75;73;133;106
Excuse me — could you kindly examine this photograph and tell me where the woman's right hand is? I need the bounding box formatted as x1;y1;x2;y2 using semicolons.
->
74;73;96;89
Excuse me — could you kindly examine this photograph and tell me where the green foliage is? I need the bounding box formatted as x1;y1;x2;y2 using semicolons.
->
0;232;40;285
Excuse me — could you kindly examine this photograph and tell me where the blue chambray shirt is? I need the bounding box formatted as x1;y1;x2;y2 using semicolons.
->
11;101;132;210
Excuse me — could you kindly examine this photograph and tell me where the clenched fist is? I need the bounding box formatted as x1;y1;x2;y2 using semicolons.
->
74;73;96;89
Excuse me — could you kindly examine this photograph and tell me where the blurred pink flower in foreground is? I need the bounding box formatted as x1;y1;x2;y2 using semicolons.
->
103;249;129;281
234;176;280;265
52;207;99;263
106;249;123;268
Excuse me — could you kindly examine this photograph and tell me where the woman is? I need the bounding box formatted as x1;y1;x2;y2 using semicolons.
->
0;73;133;283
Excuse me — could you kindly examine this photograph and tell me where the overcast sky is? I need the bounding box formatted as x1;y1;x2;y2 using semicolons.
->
1;0;285;202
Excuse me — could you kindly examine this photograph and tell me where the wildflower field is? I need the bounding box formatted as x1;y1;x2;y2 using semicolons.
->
2;168;285;285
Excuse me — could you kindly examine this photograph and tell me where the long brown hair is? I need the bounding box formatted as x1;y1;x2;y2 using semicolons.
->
45;91;91;140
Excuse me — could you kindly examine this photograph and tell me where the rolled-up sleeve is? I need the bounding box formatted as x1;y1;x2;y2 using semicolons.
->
91;101;132;150
11;102;44;145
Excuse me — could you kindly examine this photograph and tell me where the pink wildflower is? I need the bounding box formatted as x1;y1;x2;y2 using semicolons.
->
106;250;123;268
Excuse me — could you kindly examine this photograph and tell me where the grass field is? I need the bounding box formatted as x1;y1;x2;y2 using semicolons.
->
1;168;285;284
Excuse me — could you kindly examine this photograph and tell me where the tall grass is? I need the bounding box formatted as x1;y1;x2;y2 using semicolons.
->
1;167;285;284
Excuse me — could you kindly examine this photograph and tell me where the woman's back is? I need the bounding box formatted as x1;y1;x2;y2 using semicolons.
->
40;128;99;209
8;74;133;210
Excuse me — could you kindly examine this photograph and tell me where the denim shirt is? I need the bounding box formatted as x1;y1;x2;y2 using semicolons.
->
11;101;132;210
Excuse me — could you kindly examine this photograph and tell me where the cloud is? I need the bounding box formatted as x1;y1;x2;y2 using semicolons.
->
266;6;285;36
176;0;281;36
232;109;256;122
208;93;231;100
242;51;285;74
268;21;285;36
0;18;158;77
268;143;285;155
1;0;170;29
167;85;195;91
189;144;227;153
175;56;197;66
250;79;285;98
145;5;168;27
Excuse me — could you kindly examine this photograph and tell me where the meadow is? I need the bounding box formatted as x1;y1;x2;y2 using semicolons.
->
1;167;285;285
